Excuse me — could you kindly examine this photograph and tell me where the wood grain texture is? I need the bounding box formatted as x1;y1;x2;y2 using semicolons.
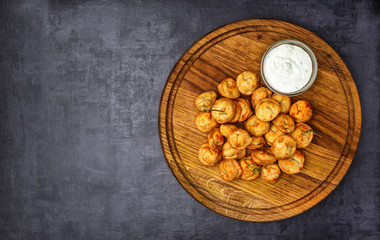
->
159;19;361;222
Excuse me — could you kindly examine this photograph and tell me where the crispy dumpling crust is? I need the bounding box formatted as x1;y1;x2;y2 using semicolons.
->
289;100;313;123
229;100;242;123
195;91;217;111
244;115;271;137
198;143;221;167
251;87;272;109
219;159;243;181
246;136;265;150
218;77;240;99
240;157;261;181
236;98;253;122
271;135;297;160
290;123;314;149
264;124;285;146
222;142;246;160
278;150;305;174
211;98;236;123
251;148;277;165
227;129;252;150
220;124;238;138
272;93;291;113
236;71;259;95
208;128;225;150
195;111;218;133
255;98;281;122
261;163;281;184
272;113;295;133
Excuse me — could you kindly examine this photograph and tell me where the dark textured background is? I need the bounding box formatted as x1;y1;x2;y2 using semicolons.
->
0;0;379;239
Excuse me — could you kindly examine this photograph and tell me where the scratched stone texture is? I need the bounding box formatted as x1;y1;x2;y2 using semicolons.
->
0;0;378;239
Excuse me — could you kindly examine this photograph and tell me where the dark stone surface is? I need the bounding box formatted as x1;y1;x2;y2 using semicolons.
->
0;0;379;239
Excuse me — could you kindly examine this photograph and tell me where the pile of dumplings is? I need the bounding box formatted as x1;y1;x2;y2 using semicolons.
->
194;71;314;184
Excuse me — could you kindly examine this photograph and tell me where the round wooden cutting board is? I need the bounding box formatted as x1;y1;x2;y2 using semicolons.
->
159;19;361;222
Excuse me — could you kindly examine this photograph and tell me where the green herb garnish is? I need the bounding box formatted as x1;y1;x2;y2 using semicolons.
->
301;128;312;134
247;163;261;174
210;109;224;113
290;157;300;164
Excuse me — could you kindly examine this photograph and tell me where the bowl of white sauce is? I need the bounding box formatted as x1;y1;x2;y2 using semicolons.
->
261;39;318;96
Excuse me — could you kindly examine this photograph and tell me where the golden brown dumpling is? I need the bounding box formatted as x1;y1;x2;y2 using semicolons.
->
272;93;291;113
272;113;295;133
278;150;305;174
251;148;277;165
261;163;281;184
264;124;285;146
227;129;252;150
229;100;242;123
208;128;225;150
211;98;236;123
271;135;297;160
236;98;253;122
289;123;314;149
289;100;313;123
198;143;221;166
239;157;261;181
220;124;238;138
236;71;259;95
244;115;270;136
222;142;246;160
219;159;243;181
218;77;240;99
255;98;281;122
195;91;217;112
251;87;272;109
194;111;218;133
246;136;265;150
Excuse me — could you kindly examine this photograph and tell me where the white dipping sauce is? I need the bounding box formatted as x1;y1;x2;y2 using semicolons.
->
263;44;312;93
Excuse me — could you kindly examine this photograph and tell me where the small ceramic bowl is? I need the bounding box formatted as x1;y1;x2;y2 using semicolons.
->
260;39;318;97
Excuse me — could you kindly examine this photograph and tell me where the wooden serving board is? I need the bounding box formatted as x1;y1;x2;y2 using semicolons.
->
159;19;361;221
